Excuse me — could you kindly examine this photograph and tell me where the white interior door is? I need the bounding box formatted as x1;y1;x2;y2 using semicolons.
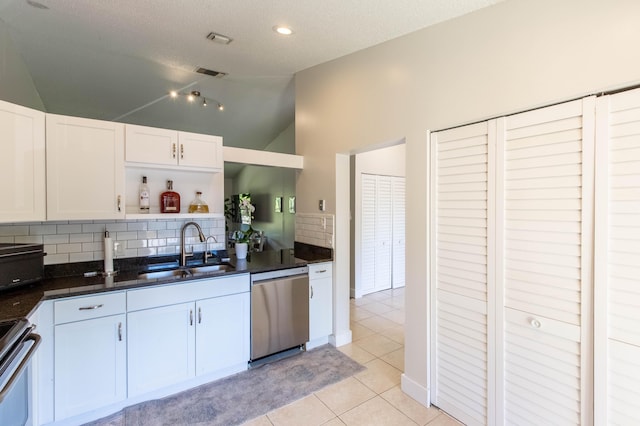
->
360;174;377;294
594;88;640;425
497;97;594;425
374;175;392;292
430;121;494;426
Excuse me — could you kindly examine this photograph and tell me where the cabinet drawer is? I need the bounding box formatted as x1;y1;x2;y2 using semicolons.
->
54;292;126;324
308;263;332;280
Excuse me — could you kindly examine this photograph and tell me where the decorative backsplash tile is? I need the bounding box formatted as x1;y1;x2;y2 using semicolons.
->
295;213;335;249
0;218;226;265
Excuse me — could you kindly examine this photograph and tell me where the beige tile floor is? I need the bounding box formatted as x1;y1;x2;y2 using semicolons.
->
242;288;462;426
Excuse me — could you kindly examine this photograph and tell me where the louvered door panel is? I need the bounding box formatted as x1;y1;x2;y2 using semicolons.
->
594;88;640;425
392;177;406;288
499;98;594;425
360;174;377;293
375;176;392;291
431;121;493;426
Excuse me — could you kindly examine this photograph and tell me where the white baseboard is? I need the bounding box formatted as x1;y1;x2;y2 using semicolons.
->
401;374;430;407
329;329;352;347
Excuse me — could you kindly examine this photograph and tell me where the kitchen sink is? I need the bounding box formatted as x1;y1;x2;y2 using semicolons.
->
138;269;192;280
138;263;234;280
188;264;234;274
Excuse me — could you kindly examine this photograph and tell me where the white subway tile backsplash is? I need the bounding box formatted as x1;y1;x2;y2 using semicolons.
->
15;236;43;244
70;252;94;263
295;213;335;249
29;224;57;235
69;233;94;243
56;224;82;234
137;248;156;256
45;253;69;265
127;222;147;231
116;231;138;240
44;234;70;244
0;218;226;265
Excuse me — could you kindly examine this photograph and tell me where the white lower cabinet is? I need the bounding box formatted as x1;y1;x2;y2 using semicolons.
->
53;293;127;421
195;293;250;376
127;274;250;398
308;262;333;346
127;302;195;397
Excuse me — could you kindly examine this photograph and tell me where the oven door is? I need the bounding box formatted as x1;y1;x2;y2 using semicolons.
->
0;333;41;426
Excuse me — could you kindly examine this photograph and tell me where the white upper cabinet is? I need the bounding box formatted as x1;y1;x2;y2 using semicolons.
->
125;124;222;171
46;114;125;220
0;100;45;222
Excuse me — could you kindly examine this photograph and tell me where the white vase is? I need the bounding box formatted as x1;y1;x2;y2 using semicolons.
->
235;242;248;260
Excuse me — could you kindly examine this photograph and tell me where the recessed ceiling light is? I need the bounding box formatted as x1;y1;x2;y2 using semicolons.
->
273;25;293;36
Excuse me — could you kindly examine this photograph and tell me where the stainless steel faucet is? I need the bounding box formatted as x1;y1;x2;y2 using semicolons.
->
204;235;218;264
180;222;206;266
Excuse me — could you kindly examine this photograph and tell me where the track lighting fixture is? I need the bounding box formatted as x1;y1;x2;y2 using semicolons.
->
168;90;224;111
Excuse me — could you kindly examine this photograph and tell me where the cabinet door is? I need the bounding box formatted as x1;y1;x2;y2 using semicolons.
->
309;264;333;341
195;292;250;376
0;100;45;222
125;124;178;166
127;303;195;397
178;131;223;170
46;114;125;220
54;314;126;420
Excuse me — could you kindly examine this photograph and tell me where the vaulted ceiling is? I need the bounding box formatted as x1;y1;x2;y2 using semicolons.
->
0;0;503;151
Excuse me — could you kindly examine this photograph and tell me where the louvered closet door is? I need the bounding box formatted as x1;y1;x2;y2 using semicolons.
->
497;98;594;425
392;177;406;288
430;121;494;426
375;176;393;291
361;174;377;294
594;88;640;425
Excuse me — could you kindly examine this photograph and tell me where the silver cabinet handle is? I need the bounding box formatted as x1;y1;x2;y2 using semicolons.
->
79;304;103;311
118;322;122;341
310;285;314;299
172;143;177;159
180;144;184;159
316;269;327;273
117;195;122;212
198;307;202;324
190;309;193;326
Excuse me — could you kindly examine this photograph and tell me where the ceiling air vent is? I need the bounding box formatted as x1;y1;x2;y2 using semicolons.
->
206;32;233;45
195;67;228;78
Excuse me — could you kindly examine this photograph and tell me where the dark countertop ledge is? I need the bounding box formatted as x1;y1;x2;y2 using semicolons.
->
0;247;332;322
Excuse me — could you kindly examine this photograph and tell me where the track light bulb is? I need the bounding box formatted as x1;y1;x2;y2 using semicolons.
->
170;90;178;98
218;103;224;111
203;98;207;107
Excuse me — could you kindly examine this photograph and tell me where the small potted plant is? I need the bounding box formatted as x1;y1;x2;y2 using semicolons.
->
234;226;254;260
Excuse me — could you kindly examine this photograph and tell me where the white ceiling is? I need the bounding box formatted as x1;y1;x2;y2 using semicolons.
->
0;0;503;151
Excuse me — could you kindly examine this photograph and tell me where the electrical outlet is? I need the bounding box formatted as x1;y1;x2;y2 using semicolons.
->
319;199;326;211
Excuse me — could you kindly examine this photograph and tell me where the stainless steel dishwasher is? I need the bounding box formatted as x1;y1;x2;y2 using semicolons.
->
250;266;309;362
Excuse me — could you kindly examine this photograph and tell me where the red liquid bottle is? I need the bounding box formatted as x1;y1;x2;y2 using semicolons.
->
160;180;181;213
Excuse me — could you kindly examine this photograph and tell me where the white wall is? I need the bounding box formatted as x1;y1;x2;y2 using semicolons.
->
295;0;640;405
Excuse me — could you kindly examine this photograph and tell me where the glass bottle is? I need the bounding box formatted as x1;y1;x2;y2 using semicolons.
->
188;191;209;213
139;176;150;213
160;180;181;213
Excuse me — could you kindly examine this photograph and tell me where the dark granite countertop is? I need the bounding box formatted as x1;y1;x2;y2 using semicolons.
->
0;244;332;322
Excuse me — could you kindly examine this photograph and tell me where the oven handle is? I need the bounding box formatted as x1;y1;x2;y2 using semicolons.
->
0;333;41;403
